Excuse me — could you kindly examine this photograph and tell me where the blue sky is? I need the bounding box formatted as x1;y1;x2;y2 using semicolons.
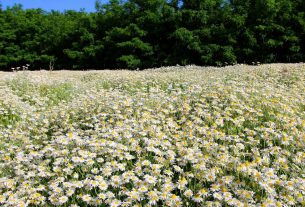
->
1;0;108;12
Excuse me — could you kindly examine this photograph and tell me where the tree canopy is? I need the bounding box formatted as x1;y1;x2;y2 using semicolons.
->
0;0;304;70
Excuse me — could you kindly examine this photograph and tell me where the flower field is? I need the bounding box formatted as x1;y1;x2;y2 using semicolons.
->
0;64;305;207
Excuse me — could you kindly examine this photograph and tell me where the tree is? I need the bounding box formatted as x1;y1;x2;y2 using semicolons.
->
0;0;304;70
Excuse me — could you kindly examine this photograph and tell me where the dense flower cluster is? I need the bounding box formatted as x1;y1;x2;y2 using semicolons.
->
0;64;305;207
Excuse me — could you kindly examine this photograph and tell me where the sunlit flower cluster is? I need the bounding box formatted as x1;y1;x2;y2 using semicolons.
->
0;64;305;206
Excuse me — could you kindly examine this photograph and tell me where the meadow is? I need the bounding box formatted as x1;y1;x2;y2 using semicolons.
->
0;64;305;207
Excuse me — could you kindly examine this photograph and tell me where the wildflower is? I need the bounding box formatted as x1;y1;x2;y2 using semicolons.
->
98;180;108;191
183;189;193;198
81;194;92;203
0;65;304;206
177;177;188;189
192;194;203;203
138;185;148;193
142;160;151;166
147;191;159;205
91;168;99;174
127;189;141;201
144;174;157;185
110;199;121;207
0;195;6;203
66;188;75;197
58;196;68;204
111;175;121;187
98;193;107;200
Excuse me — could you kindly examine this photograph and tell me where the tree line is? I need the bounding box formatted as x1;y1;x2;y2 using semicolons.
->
0;0;305;70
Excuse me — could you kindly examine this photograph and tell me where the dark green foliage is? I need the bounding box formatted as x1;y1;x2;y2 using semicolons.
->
0;0;304;70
